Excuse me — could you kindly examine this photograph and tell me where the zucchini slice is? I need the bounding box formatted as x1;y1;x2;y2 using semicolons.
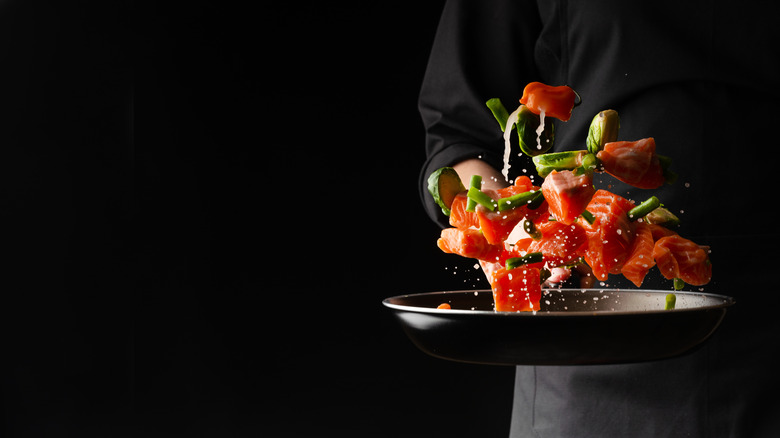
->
427;167;466;216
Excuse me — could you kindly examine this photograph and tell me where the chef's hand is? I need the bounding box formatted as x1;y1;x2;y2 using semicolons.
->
453;158;509;191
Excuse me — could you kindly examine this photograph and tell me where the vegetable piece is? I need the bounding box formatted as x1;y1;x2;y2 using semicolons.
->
515;105;555;156
644;206;681;228
437;303;452;310
527;190;546;210
501;107;523;180
506;252;544;270
580;210;595;225
519;82;578;122
652;235;712;286
586;110;620;155
488;99;555;160
596;138;666;189
540;170;597;225
665;294;677;310
574;153;599;176
497;190;543;211
465;175;482;212
532;150;588;177
524;219;542;240
428;167;466;216
486;98;510;131
628;196;661;221
467;187;497;211
490;266;542;312
472;176;550;245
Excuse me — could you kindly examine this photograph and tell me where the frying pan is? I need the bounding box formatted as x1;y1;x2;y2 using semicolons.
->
383;289;734;365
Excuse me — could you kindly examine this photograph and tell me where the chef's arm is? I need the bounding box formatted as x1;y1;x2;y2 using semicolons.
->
453;158;508;191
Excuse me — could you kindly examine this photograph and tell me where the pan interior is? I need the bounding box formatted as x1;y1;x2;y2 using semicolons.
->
385;289;734;315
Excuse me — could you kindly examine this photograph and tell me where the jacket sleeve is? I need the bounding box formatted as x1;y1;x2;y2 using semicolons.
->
418;0;543;228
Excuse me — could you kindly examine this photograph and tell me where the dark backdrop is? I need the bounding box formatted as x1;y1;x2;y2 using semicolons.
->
141;2;515;438
0;1;515;437
0;0;131;437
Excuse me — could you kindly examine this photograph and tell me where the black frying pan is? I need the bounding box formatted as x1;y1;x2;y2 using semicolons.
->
383;289;733;365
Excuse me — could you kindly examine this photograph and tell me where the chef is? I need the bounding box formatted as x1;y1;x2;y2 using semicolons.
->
419;1;780;436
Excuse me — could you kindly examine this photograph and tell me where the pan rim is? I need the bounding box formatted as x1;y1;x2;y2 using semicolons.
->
382;288;735;317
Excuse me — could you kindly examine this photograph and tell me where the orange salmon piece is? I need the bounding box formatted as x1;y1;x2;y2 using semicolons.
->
477;177;546;245
597;138;665;189
581;190;636;281
541;170;596;225
490;266;542;312
519;82;577;122
437;228;504;262
449;177;540;232
449;192;480;229
621;222;656;287
652;235;712;286
476;206;526;245
527;220;587;268
646;223;679;240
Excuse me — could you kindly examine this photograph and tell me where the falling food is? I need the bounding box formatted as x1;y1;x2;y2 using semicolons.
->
428;82;712;312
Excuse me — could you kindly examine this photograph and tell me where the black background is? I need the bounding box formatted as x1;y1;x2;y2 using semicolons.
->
0;2;516;436
1;0;131;436
140;2;516;437
139;2;518;437
0;1;518;437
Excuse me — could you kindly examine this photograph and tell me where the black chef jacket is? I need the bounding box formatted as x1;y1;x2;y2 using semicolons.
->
419;1;780;436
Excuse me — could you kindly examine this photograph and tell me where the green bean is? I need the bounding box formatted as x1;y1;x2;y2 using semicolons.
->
497;190;541;211
524;220;542;240
465;175;482;212
486;98;510;132
506;252;544;270
532;150;587;177
628;196;661;221
665;293;677;310
580;210;595;225
467;186;497;212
